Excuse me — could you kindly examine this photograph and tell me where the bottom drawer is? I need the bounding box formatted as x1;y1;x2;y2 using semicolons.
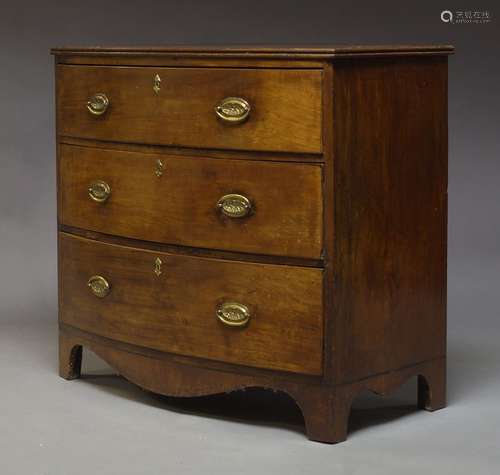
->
59;233;324;375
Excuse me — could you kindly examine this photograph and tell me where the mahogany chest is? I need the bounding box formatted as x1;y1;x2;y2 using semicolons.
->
53;45;452;443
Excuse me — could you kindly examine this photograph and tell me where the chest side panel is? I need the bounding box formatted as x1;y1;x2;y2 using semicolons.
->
332;57;448;383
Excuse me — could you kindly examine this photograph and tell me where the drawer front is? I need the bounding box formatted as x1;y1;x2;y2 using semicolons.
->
56;65;322;154
59;145;323;259
59;233;324;375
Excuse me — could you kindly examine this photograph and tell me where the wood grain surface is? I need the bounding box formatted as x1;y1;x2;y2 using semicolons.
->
54;46;450;443
59;232;324;375
51;44;454;59
56;65;322;153
60;326;446;443
59;144;323;259
332;57;448;383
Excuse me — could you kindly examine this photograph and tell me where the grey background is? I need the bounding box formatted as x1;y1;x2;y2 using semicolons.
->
1;1;499;473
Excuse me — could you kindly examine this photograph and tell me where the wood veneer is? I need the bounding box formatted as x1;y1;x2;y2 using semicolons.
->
59;144;323;259
53;45;452;443
59;232;323;375
56;65;322;153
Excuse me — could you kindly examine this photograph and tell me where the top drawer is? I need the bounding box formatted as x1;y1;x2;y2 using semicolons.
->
56;65;323;154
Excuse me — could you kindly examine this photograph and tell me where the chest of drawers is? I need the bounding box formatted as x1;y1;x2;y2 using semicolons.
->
53;45;452;443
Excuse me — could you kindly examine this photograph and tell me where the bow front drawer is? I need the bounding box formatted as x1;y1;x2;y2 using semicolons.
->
56;65;323;154
59;144;323;259
59;233;323;375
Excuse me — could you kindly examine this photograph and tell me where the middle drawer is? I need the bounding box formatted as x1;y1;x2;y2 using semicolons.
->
59;144;323;259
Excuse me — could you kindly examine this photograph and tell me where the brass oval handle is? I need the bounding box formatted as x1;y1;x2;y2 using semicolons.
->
88;180;111;203
87;275;111;298
217;302;251;327
217;193;252;218
215;97;250;124
87;93;109;115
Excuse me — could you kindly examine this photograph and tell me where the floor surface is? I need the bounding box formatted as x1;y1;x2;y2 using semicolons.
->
2;306;499;474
